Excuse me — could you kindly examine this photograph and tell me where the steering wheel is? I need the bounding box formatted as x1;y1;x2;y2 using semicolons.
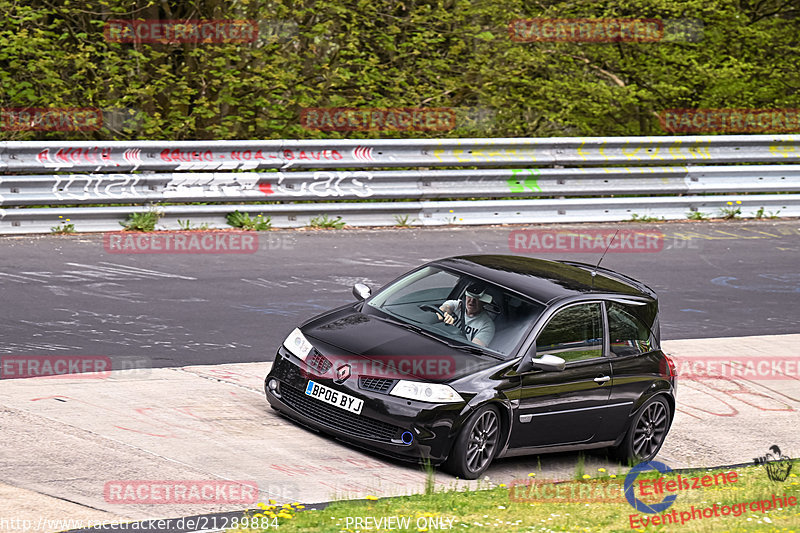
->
418;304;460;327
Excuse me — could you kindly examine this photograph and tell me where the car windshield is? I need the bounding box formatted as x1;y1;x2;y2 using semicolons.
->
366;266;545;358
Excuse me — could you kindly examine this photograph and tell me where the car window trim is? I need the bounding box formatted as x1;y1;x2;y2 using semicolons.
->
605;299;659;358
526;299;611;366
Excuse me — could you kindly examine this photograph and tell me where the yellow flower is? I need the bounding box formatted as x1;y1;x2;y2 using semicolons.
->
727;201;733;206
296;505;305;509
269;499;276;504
257;503;267;510
582;475;591;480
499;484;507;488
528;473;536;477
66;218;71;222
736;200;741;204
365;495;379;500
598;468;606;473
610;474;617;479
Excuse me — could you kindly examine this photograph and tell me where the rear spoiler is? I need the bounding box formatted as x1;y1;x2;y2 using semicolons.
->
558;260;658;299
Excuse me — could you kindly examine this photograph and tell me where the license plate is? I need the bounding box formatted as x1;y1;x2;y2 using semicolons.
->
305;380;363;415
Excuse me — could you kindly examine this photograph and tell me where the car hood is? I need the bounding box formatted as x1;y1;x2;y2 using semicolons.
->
301;307;498;383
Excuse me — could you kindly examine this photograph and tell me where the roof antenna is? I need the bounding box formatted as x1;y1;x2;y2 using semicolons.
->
592;229;619;289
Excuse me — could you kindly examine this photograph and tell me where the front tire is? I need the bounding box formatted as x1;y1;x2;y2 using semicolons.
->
445;405;502;479
614;396;671;464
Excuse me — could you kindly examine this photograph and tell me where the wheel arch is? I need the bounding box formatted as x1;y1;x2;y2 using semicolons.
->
613;385;675;447
445;399;512;461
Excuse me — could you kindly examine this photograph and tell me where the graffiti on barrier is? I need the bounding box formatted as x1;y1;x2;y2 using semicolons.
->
51;174;141;200
507;168;541;193
32;147;347;169
163;174;261;196
267;171;374;197
37;147;114;167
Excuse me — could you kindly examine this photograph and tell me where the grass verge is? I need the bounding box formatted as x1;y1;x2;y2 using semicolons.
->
229;461;800;533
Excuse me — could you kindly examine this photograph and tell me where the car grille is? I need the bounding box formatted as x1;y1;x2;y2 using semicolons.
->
359;376;396;394
281;386;401;442
306;351;332;374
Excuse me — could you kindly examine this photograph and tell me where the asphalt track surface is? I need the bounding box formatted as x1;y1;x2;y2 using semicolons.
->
0;220;798;370
1;220;799;533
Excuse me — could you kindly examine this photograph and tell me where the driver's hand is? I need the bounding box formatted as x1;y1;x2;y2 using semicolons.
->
442;312;456;325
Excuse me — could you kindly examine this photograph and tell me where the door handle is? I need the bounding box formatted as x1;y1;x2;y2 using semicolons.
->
594;375;611;384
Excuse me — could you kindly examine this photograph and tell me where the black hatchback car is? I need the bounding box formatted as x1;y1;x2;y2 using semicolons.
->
265;255;676;479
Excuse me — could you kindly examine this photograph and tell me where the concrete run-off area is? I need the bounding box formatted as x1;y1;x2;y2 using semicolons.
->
0;334;799;532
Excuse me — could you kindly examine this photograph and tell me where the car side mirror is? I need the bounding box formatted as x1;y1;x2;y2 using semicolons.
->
533;354;566;372
352;283;372;301
518;344;565;373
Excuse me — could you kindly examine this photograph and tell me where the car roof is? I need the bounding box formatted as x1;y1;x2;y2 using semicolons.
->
431;254;656;304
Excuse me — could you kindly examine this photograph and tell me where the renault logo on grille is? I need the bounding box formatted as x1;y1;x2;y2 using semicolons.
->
335;364;351;384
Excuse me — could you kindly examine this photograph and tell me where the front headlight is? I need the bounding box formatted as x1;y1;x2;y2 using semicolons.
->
389;380;464;403
283;328;313;361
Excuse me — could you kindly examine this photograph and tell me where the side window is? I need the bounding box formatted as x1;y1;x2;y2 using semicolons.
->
536;303;603;363
607;302;653;357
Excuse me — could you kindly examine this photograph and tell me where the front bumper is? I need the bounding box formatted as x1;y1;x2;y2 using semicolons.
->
265;346;464;464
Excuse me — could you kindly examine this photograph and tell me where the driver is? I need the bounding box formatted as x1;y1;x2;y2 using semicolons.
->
437;283;495;347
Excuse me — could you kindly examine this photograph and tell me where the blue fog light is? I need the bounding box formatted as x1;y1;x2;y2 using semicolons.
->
401;431;414;445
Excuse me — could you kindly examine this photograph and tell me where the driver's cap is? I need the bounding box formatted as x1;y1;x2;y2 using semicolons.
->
465;283;492;303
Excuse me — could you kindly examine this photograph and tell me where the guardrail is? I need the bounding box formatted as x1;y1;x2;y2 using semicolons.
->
1;135;798;233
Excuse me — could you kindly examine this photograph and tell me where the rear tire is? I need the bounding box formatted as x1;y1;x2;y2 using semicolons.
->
444;405;502;479
614;396;671;464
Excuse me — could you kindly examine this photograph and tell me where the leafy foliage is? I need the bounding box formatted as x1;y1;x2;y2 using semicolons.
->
0;1;798;140
226;210;272;230
120;207;162;231
50;217;75;234
177;219;210;230
309;214;345;229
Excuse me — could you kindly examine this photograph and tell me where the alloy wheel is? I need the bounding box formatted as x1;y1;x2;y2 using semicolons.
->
632;400;668;460
465;409;499;473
